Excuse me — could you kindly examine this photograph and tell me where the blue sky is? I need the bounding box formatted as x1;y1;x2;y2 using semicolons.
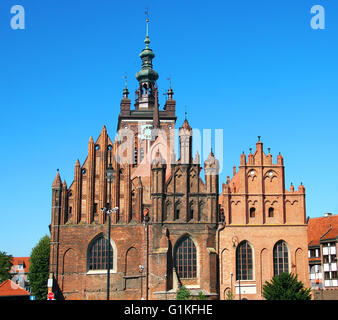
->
0;0;337;257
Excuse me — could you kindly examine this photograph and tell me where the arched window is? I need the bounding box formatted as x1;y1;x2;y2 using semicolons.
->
273;241;289;276
236;241;253;280
87;235;113;271
175;236;197;279
249;207;256;218
268;207;274;217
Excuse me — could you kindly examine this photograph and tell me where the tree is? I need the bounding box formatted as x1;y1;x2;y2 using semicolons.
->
0;251;13;283
225;290;234;300
262;272;311;300
29;235;50;300
196;291;207;300
176;285;191;300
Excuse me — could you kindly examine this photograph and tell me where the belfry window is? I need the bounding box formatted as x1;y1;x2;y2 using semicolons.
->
88;235;113;271
236;241;253;280
273;241;289;277
175;236;197;279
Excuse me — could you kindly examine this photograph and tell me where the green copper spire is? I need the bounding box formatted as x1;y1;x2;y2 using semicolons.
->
135;16;159;84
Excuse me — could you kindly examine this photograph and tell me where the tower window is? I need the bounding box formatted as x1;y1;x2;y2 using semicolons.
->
268;207;274;217
249;207;256;218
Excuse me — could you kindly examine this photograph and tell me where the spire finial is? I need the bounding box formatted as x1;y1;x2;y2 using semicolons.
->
145;8;150;47
122;73;129;98
123;73;128;88
184;105;187;120
167;77;172;89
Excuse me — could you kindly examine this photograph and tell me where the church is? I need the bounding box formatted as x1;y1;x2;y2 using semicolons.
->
49;20;309;300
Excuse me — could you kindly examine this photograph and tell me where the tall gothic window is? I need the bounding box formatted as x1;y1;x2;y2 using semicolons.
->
87;235;113;271
273;241;289;276
174;201;181;220
165;201;171;221
175;236;197;279
236;241;253;280
188;201;194;221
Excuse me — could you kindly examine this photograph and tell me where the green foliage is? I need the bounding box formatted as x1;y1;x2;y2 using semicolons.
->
0;251;13;283
196;291;207;300
225;290;234;300
29;235;50;300
262;272;312;300
176;285;192;300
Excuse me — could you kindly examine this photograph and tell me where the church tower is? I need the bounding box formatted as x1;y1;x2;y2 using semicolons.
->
117;18;176;174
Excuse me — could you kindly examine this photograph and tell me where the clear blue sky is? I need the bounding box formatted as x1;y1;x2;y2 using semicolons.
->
0;0;337;257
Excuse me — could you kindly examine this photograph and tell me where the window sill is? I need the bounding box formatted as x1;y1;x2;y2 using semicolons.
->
86;270;117;275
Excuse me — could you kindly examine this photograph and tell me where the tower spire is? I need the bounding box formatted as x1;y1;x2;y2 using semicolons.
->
145;9;150;47
135;11;159;110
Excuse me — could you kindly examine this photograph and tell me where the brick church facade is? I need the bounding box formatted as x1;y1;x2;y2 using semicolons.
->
49;21;309;300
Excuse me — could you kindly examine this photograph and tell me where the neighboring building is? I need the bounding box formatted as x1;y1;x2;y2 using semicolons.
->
10;257;30;293
49;20;309;300
218;140;309;300
308;213;338;299
0;280;30;300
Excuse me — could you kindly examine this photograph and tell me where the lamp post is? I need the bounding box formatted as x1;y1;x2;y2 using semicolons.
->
230;272;233;299
143;208;150;300
139;265;144;299
101;161;116;301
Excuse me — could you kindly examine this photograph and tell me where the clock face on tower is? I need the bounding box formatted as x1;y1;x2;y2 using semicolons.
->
141;124;153;140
